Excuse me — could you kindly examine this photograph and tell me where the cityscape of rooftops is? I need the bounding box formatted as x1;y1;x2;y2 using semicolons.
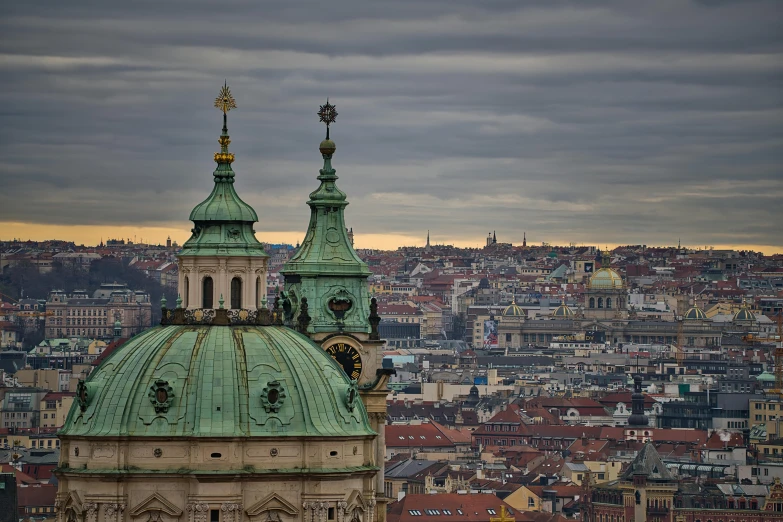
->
0;1;782;520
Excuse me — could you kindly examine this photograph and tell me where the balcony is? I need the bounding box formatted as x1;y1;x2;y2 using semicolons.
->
647;506;669;515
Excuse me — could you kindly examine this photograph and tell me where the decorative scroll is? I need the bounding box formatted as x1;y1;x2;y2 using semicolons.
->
221;502;242;522
184;308;216;325
227;308;259;325
84;503;99;522
187;502;210;522
104;503;125;522
161;307;273;326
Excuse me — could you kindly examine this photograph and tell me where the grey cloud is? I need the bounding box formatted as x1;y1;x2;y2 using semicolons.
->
0;0;781;250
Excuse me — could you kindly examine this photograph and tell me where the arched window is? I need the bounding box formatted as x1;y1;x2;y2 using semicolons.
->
202;277;214;308
589;297;595;309
598;297;604;309
184;276;189;308
231;277;242;309
256;277;262;308
606;297;612;309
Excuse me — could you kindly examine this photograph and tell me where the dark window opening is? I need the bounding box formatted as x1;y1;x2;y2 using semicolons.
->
203;277;214;309
231;277;242;309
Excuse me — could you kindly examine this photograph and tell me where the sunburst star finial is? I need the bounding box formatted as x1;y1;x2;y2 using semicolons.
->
317;99;337;139
215;81;237;114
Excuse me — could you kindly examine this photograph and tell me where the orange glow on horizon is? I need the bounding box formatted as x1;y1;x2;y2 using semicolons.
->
0;222;780;255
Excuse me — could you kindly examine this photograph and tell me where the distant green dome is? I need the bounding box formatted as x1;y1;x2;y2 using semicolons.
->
552;303;575;318
503;300;524;317
757;371;775;382
61;325;373;438
683;306;707;320
589;268;624;289
733;305;756;323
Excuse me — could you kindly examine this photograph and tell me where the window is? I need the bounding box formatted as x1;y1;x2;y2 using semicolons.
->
528;498;535;507
230;277;242;309
184;276;189;307
589;297;595;308
210;510;220;522
203;277;214;308
487;510;497;515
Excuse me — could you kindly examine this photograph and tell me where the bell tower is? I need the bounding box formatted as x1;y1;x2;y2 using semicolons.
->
281;101;391;514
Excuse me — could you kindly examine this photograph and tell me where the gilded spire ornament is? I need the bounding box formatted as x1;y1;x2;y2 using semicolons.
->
214;82;237;114
214;82;236;165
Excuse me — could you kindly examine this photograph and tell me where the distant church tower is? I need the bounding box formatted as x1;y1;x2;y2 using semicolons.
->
523;232;526;247
425;230;431;252
281;101;390;512
625;374;651;442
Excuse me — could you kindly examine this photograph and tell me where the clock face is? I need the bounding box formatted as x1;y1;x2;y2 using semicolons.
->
325;342;363;381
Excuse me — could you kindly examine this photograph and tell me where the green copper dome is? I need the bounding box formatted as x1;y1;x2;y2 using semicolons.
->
757;371;775;382
61;325;373;438
589;268;624;289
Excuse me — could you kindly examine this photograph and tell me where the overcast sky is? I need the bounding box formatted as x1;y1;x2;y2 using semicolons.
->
1;1;781;252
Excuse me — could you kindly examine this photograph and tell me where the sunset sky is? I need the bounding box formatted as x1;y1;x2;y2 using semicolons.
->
1;1;781;254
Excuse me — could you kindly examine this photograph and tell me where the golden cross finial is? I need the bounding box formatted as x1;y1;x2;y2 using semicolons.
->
214;81;237;114
489;506;515;522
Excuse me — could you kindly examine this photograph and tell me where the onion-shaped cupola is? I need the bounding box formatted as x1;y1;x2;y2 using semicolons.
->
180;83;267;258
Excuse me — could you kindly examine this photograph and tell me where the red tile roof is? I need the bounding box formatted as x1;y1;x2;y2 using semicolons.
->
17;483;57;509
386;423;471;449
388;494;518;522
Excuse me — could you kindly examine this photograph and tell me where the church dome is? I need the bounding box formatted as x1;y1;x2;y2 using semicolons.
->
61;325;373;438
589;268;624;289
757;371;775;383
188;185;258;223
733;304;756;323
683;306;707;320
552;302;575;318
503;300;524;317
